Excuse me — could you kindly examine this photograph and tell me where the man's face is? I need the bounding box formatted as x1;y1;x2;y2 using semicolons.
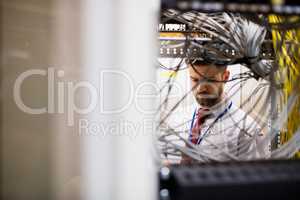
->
188;64;229;107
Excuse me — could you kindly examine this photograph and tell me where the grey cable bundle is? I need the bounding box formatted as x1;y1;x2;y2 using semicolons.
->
163;10;273;78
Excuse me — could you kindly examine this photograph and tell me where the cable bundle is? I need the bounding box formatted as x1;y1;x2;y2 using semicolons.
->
162;10;273;79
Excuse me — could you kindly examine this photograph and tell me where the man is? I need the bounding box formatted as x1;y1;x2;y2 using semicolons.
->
180;60;270;163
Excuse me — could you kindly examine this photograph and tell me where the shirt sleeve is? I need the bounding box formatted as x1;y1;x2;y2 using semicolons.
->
237;127;271;160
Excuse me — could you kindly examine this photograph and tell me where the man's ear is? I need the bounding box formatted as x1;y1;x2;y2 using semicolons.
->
223;70;230;81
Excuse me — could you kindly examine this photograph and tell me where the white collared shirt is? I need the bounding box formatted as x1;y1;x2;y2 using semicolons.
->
162;97;270;163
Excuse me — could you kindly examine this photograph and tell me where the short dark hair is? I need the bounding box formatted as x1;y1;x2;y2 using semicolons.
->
185;58;227;67
186;59;228;70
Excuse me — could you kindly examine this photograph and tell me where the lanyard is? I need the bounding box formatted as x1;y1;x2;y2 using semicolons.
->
189;101;233;145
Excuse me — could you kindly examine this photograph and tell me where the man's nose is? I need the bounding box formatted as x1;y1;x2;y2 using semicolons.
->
197;83;209;91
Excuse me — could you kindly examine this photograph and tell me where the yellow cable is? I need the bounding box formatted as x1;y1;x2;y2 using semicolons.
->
269;15;300;157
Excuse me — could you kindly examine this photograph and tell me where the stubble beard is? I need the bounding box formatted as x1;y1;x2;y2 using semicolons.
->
196;89;223;108
196;96;221;107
